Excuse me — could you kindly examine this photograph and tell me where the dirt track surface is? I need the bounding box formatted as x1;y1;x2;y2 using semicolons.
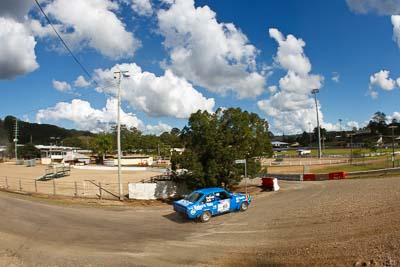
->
0;163;160;183
1;178;400;266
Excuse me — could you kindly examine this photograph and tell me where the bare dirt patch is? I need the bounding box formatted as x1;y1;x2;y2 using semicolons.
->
0;177;399;266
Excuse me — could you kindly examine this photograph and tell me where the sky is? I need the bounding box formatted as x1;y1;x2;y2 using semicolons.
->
1;0;400;136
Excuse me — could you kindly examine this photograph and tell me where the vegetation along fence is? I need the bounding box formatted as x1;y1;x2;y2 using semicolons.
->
0;176;124;200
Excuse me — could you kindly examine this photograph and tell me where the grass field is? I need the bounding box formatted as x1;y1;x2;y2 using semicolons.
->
311;160;400;173
275;147;398;157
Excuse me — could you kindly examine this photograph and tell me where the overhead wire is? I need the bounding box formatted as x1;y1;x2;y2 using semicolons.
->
34;0;100;88
11;0;118;117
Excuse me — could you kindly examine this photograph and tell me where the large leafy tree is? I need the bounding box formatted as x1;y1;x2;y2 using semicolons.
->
368;111;388;134
89;133;113;161
173;108;272;189
19;143;41;159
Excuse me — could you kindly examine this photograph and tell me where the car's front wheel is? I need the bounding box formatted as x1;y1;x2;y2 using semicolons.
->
199;210;212;223
240;201;248;211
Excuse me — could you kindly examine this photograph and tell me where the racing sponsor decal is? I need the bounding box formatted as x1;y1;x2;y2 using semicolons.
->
193;204;205;211
217;199;230;212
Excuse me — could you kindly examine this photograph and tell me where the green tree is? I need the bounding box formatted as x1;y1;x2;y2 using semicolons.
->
174;108;272;189
90;133;113;162
19;143;41;159
62;136;84;148
368;111;388;134
297;131;310;146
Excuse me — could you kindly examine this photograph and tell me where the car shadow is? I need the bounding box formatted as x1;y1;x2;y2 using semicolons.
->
163;212;196;224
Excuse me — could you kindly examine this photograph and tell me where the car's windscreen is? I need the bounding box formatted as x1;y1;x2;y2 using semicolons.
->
184;192;203;203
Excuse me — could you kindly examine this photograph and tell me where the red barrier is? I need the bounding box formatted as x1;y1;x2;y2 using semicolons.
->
303;174;316;181
261;177;274;189
328;171;347;180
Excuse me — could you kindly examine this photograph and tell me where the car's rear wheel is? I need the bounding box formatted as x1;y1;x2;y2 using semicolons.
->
240;201;248;211
199;211;211;223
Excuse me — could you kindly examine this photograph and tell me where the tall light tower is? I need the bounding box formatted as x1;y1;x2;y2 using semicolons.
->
114;70;129;201
389;125;397;168
311;89;322;159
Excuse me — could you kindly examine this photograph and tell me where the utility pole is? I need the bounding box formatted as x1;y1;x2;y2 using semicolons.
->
311;89;322;158
114;70;129;201
14;119;18;160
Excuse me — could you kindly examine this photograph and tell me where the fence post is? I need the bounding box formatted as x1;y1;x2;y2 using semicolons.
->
53;179;56;195
99;182;102;200
34;180;38;193
74;181;78;197
4;177;8;189
19;179;22;191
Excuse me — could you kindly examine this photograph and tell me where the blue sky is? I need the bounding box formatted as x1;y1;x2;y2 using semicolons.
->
1;0;400;135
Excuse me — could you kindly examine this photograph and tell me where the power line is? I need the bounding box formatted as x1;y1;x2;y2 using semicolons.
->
8;1;119;118
34;0;99;88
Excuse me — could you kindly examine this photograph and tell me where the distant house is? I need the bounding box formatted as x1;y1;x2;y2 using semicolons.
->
271;141;289;148
36;145;91;165
170;148;185;154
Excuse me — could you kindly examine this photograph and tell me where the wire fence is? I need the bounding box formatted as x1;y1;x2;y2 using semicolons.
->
0;176;124;200
264;159;350;166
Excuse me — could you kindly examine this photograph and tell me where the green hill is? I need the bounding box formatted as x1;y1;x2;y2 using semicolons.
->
1;116;93;145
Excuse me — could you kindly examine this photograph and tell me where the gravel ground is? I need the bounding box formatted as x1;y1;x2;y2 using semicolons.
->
0;177;399;266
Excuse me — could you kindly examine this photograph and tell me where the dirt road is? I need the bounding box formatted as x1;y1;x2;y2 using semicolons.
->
0;177;399;266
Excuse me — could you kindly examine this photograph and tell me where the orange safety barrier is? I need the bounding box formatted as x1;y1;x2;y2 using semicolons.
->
328;171;347;180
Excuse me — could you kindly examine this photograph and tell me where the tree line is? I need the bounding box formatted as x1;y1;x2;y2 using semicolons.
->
1;108;273;189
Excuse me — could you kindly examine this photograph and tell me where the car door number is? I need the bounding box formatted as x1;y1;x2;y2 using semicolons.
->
217;199;230;212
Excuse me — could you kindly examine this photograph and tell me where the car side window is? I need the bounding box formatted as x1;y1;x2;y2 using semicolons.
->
205;193;215;203
218;191;229;200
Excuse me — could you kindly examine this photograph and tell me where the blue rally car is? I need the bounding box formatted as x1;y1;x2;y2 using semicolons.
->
173;188;251;222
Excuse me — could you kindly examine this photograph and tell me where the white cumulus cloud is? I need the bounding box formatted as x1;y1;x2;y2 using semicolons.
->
157;0;265;98
32;0;141;59
36;98;144;133
126;0;153;16
391;15;400;48
332;72;340;83
36;98;174;134
0;17;39;79
93;63;215;118
52;79;72;92
257;28;324;134
0;0;33;19
144;122;172;135
346;0;400;15
74;75;91;88
369;70;397;91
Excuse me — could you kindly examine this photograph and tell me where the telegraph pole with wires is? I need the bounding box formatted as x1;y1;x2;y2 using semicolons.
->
14;119;18;160
114;70;130;201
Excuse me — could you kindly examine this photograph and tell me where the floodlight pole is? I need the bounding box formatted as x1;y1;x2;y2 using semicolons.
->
311;89;322;159
389;125;397;168
114;70;129;201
